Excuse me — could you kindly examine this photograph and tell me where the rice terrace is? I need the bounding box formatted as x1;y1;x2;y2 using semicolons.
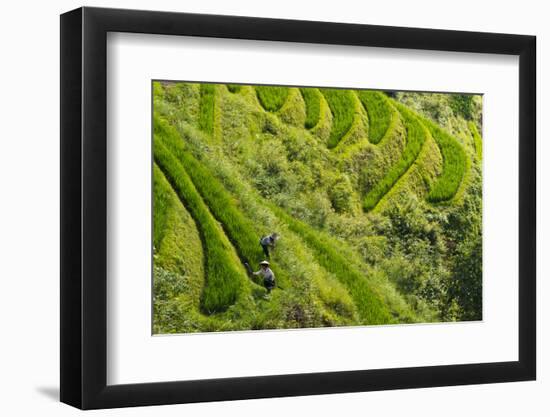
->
152;81;483;334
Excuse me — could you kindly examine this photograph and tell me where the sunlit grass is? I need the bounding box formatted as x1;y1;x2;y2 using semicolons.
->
198;83;216;134
469;121;482;161
300;87;322;129
256;86;289;112
154;118;246;313
320;88;355;148
357;90;393;144
424;119;468;203
363;103;427;211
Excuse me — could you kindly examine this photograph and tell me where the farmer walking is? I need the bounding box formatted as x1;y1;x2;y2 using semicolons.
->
253;260;276;293
260;233;279;259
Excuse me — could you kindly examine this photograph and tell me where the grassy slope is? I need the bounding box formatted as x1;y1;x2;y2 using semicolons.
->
320;89;356;148
469;121;483;161
424;119;468;203
255;86;290;112
153;164;205;333
198;84;216;134
152;81;479;331
173;117;418;325
300;87;322;129
226;84;242;93
357;90;392;144
363;103;427;211
339;99;406;196
154;118;249;314
277;88;307;128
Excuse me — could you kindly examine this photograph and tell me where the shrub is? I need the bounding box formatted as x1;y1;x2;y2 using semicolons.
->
424;119;468;203
198;83;216;134
356;90;393;144
450;94;475;120
320;88;355;148
153;266;188;302
154;120;245;313
363;103;427;211
255;86;289;112
328;175;354;213
300;87;321;129
446;235;482;321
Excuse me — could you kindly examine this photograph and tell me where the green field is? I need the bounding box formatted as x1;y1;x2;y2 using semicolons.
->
152;82;483;333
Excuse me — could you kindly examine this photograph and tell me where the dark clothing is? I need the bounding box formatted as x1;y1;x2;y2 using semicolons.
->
264;277;275;292
253;267;276;292
260;235;276;259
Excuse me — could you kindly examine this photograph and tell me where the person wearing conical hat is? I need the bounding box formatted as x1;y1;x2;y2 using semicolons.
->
253;260;276;293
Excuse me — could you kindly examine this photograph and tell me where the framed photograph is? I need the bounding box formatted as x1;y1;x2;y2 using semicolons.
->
60;6;536;409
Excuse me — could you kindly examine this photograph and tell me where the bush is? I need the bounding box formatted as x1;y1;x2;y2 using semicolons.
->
300;87;321;129
447;235;482;321
320;88;355;148
363;103;426;211
357;90;393;144
328;175;354;213
255;86;289;112
450;94;475;120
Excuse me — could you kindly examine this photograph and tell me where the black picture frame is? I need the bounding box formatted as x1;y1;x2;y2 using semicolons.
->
60;6;536;410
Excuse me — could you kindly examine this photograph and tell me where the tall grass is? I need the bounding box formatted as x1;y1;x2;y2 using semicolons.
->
154;124;245;313
156;115;291;288
198;83;216;134
363;103;427;211
357;90;392;144
300;88;321;129
153;163;204;293
268;205;393;324
424;119;468;203
469;121;482;161
320;89;355;149
255;86;289;112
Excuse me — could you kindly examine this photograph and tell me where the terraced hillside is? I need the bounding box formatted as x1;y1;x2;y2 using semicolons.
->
153;81;483;334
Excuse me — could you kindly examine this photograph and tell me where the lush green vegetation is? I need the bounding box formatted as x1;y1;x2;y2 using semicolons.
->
198;84;216;134
363;103;427;211
469;121;482;161
154;117;246;313
424;119;468;203
357;90;393;144
156;115;292;290
450;94;475;120
152;165;207;333
320;88;356;148
151;80;483;333
255;86;290;112
269;205;393;324
300;88;322;129
226;84;242;93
